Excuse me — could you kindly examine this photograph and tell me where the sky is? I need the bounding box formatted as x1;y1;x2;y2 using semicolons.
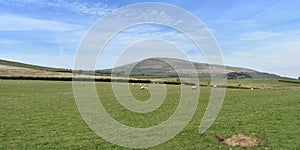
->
0;0;299;78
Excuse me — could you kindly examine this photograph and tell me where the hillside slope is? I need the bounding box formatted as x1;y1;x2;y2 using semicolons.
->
0;59;71;77
0;58;282;79
97;58;281;79
0;59;70;72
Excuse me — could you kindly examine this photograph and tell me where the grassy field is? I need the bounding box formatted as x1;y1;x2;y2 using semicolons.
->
0;79;299;149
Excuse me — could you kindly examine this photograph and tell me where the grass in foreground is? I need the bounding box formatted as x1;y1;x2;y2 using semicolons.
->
0;80;299;149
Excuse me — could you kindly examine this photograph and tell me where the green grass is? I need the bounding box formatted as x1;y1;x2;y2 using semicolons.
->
0;80;299;149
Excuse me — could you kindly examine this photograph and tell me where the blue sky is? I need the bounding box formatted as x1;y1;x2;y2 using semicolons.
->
0;0;299;78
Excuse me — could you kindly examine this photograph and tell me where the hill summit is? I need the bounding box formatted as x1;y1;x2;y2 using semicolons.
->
96;57;280;79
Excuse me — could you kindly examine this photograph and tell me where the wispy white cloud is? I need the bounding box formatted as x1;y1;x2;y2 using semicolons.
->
0;0;299;78
237;31;281;41
0;39;23;44
0;13;82;31
44;0;116;16
223;37;300;78
1;0;116;16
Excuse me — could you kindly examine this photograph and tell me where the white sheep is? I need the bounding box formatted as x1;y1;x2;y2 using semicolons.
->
192;85;197;90
140;85;148;90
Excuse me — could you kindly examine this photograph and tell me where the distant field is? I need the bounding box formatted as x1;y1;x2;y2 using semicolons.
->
0;80;299;149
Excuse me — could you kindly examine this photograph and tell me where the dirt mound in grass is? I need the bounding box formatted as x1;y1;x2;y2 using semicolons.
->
216;134;258;147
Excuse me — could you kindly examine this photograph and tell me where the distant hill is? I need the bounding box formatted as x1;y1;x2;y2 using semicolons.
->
96;57;281;79
0;59;71;77
0;59;70;72
0;58;282;79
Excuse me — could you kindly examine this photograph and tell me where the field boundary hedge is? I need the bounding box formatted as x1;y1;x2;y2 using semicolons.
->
0;76;263;89
0;76;182;85
278;79;300;84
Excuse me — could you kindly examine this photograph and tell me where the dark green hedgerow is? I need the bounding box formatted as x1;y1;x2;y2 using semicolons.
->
0;76;153;83
278;79;300;84
0;76;72;81
0;76;188;84
0;76;261;89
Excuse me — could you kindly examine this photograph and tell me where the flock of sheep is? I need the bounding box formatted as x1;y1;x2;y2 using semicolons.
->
77;81;255;90
134;83;198;90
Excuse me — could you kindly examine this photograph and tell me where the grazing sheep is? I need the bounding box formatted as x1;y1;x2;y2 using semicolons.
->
140;85;148;90
191;85;197;90
250;88;254;90
213;85;217;88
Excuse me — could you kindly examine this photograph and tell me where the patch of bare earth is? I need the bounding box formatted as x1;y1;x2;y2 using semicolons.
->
216;134;259;147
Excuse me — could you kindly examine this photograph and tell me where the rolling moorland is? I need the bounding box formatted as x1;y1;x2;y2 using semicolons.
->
0;58;282;79
97;57;282;79
0;59;72;77
0;58;299;149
